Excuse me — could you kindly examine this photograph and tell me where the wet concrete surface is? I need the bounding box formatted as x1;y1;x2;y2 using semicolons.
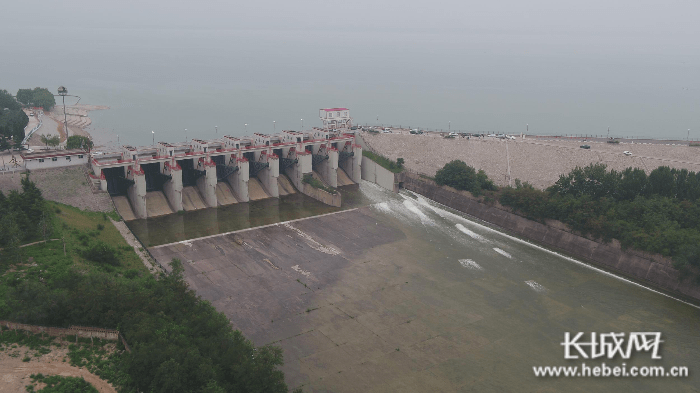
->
148;187;700;392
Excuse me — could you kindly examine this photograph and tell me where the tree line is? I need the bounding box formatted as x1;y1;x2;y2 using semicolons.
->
15;87;56;111
0;177;288;392
499;163;700;278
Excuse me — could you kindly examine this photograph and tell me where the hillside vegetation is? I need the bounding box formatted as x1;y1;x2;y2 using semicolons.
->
0;176;287;392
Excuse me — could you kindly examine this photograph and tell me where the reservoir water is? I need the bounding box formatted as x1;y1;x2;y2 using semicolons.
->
3;2;699;145
148;181;699;391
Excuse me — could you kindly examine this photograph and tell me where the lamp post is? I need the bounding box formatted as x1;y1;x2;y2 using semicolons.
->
215;125;218;136
185;128;187;142
688;129;690;141
245;124;248;133
301;119;303;130
57;86;68;138
273;121;276;132
607;126;610;139
152;130;155;146
449;121;451;131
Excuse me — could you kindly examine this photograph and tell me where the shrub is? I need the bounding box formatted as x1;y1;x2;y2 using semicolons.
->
302;174;338;194
434;160;497;196
82;242;120;267
362;151;403;173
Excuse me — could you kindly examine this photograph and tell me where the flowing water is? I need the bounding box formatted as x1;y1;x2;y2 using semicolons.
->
354;181;700;391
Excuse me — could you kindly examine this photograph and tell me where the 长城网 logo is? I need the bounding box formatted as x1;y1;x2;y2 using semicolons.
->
561;332;663;359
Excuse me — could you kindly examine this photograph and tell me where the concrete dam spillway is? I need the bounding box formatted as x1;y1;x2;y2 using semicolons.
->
92;127;362;220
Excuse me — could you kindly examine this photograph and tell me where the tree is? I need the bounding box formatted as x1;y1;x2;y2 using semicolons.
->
434;160;495;195
67;135;93;150
0;90;20;111
0;108;28;144
15;88;55;111
40;134;60;148
30;88;56;111
48;135;60;148
15;89;33;106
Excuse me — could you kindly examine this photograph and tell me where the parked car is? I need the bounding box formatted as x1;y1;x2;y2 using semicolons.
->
383;128;392;133
580;145;591;149
623;151;632;156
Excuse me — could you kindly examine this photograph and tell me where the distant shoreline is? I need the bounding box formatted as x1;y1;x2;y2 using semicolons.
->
45;104;109;145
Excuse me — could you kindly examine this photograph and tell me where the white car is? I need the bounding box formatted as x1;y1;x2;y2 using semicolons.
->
623;151;632;156
382;128;392;133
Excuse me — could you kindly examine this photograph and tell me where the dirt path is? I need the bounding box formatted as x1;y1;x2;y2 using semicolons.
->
0;345;115;393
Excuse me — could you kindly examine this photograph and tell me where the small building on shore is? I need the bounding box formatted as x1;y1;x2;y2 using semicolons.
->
21;149;89;170
319;108;352;130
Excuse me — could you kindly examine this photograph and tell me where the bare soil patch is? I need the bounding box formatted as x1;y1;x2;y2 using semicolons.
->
0;343;115;393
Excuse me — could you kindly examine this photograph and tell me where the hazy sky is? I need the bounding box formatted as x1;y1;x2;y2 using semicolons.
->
3;1;699;142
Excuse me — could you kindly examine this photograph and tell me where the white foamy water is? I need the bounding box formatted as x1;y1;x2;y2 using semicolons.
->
373;202;391;213
525;280;547;293
403;199;433;225
456;223;485;241
459;259;483;270
493;248;512;258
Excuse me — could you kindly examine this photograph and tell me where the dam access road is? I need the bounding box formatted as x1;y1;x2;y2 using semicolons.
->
149;182;700;392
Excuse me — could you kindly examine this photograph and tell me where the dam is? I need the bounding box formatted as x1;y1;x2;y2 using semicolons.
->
91;115;362;220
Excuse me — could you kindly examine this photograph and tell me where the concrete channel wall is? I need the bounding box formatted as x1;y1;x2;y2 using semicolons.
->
396;172;700;303
361;156;399;192
302;183;342;207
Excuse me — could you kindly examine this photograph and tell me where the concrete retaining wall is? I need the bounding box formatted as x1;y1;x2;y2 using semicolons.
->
361;156;398;192
301;183;341;207
397;172;700;303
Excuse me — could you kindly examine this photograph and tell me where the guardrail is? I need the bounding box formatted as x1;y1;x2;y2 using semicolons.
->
21;111;44;145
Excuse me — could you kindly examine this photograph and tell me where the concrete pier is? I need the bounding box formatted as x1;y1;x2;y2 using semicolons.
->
126;165;147;219
227;158;249;203
257;152;279;198
162;161;183;212
196;157;218;208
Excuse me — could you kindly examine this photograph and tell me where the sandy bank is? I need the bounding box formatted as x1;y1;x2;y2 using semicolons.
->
363;132;700;189
46;104;109;144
